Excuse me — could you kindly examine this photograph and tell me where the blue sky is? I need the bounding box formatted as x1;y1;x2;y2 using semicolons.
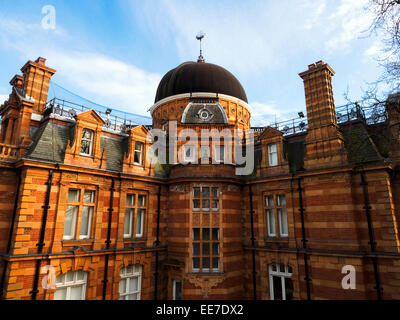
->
0;0;386;126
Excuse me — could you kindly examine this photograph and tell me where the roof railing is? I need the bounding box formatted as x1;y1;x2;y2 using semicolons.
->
252;102;387;136
45;98;151;133
44;98;387;136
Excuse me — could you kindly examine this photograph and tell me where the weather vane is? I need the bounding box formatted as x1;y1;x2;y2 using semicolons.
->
196;31;205;63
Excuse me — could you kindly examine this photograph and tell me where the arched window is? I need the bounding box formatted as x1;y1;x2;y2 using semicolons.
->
54;270;88;300
119;265;142;300
269;264;293;300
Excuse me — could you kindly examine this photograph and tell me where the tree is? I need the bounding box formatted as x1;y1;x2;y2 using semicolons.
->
369;0;400;91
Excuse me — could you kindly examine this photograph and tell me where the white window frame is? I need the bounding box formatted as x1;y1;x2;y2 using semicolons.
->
79;206;93;240
54;271;88;300
119;265;142;300
63;205;78;240
79;190;95;240
80;129;94;156
134;142;144;165
124;208;134;238
64;189;95;241
184;145;196;163
63;189;80;241
268;143;278;167
267;209;276;237
277;195;288;237
269;264;293;301
136;208;145;237
278;208;288;237
265;196;276;237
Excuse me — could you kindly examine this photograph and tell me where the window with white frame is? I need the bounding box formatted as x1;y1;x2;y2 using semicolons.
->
63;189;95;240
268;143;278;167
124;193;146;238
54;270;88;300
134;142;144;165
277;195;288;237
80;129;94;156
119;265;142;300
184;145;195;163
265;196;276;237
269;264;293;300
265;194;288;238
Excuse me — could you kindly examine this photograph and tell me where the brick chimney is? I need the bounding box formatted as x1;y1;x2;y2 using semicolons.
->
0;58;56;159
20;57;56;114
299;61;347;169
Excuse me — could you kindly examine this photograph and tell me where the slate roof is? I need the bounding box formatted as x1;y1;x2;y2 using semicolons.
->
340;121;385;165
100;135;127;171
24;121;71;162
24;121;128;171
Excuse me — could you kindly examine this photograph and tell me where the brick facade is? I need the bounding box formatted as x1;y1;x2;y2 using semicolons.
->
0;58;399;300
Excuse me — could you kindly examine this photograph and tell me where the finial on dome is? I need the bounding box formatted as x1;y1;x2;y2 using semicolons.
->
196;31;205;63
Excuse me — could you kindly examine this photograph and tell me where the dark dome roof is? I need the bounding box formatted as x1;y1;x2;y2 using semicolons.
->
155;61;248;103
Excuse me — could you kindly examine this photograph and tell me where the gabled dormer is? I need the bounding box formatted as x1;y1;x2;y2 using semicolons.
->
258;126;289;177
123;125;152;175
64;110;107;169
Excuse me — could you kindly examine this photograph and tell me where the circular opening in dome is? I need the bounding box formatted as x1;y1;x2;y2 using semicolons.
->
200;111;209;120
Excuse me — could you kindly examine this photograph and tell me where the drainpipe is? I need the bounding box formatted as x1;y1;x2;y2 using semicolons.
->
102;178;115;300
298;178;311;300
30;170;54;300
0;169;22;300
360;169;382;300
249;185;257;300
154;184;161;300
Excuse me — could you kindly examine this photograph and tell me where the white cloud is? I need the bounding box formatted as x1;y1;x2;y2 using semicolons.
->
47;51;161;113
249;101;295;127
0;94;8;105
136;0;348;78
0;15;161;116
325;0;374;52
303;0;327;30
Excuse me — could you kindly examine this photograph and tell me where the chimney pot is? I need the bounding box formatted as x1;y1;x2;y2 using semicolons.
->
35;57;47;66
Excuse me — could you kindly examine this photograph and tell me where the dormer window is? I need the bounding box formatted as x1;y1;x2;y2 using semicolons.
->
81;129;94;156
268;144;278;167
134;142;144;165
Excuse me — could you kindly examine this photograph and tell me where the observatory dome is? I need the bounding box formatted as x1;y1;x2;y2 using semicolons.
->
155;61;248;103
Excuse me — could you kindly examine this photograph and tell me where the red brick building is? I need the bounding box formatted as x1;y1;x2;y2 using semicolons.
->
0;57;399;300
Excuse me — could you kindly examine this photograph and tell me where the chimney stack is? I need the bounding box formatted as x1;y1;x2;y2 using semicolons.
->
299;61;347;169
20;57;56;114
